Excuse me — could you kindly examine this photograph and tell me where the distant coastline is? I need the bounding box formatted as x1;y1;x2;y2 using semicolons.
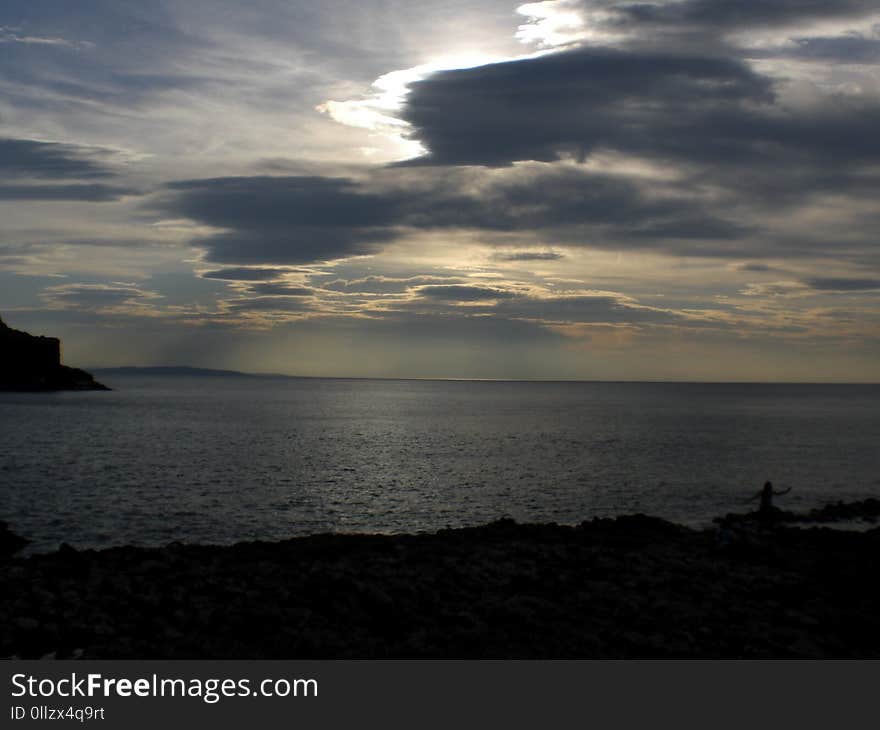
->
92;366;264;378
89;366;880;386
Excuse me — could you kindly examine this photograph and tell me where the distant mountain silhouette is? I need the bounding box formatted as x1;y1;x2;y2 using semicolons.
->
93;366;259;378
92;366;312;379
0;316;108;391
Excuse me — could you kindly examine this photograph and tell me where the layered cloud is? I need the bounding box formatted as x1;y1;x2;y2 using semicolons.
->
570;0;880;36
0;138;114;178
2;0;878;379
401;48;776;167
0;137;134;201
415;284;520;302
398;41;880;201
156;164;755;265
41;282;162;311
200;267;294;281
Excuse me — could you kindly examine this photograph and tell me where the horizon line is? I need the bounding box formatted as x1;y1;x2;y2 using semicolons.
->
86;365;880;387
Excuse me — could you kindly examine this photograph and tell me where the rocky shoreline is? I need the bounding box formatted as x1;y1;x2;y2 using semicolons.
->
2;509;879;659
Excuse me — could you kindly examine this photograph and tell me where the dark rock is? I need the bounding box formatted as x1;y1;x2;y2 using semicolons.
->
802;498;880;523
0;315;108;391
1;513;879;659
719;498;880;527
0;522;28;559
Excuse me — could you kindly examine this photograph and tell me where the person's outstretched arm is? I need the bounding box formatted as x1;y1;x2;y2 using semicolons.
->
774;487;792;496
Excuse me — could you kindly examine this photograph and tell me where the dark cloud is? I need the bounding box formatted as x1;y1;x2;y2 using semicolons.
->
398;36;880;206
805;277;880;291
600;0;879;34
0;137;133;202
200;267;290;281
619;217;749;241
415;285;519;302
165;176;395;228
225;296;314;313
734;262;777;273
197;228;391;266
0;183;134;201
400;48;777;168
160;176;399;264
0;138;114;178
493;294;683;325
494;251;565;262
160;168;747;265
420;168;741;235
750;35;880;63
42;283;160;309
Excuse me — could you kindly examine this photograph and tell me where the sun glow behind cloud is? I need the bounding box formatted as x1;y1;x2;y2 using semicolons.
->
318;52;508;160
317;1;593;161
515;1;589;47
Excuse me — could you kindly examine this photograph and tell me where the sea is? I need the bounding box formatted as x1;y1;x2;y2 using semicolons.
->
2;375;879;553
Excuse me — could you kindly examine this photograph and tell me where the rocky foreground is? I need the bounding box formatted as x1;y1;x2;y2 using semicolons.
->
1;513;879;659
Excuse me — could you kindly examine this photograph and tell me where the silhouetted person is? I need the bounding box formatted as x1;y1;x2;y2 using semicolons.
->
746;481;791;519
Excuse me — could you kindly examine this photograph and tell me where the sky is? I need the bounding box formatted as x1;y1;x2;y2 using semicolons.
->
1;0;879;382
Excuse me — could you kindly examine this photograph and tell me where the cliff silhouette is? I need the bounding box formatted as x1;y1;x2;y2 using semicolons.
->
0;316;108;391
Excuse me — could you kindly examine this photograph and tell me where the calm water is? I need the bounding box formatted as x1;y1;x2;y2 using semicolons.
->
2;376;879;553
